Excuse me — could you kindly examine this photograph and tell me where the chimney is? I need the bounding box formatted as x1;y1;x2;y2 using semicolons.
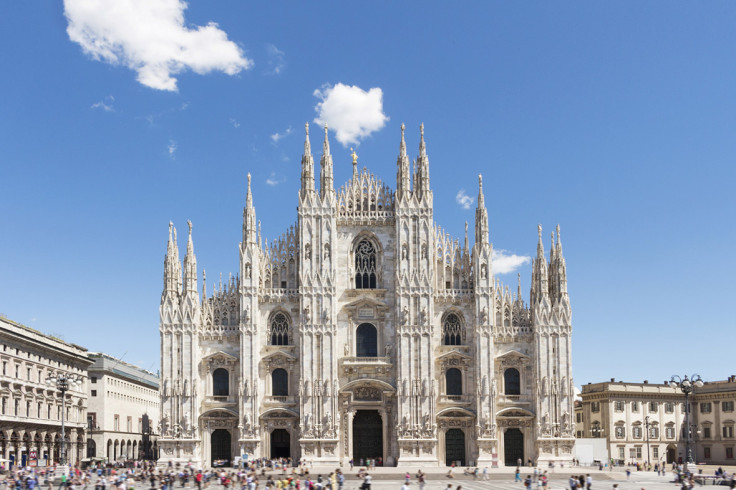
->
644;380;648;384
610;378;615;382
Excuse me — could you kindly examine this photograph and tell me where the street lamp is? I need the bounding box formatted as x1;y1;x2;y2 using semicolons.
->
644;416;651;468
591;421;603;438
46;373;84;468
669;374;704;470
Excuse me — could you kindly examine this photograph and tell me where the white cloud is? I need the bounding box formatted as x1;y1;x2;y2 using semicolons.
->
266;44;285;75
91;95;115;112
270;126;292;144
573;386;582;401
455;189;474;210
168;140;177;157
313;83;389;147
492;249;531;275
265;172;284;186
64;0;253;91
229;118;240;128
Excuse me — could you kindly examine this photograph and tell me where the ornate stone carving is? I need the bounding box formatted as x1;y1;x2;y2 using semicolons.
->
354;386;381;401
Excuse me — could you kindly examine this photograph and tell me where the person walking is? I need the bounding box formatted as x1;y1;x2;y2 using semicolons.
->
515;468;522;483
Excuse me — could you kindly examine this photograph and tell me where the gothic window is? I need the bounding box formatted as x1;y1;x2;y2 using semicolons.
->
442;313;463;346
213;368;229;397
356;323;378;357
270;312;290;346
354;240;377;289
446;368;462;396
504;368;520;395
271;369;288;397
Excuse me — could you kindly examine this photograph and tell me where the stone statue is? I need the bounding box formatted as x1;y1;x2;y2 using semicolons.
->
243;305;250;323
343;342;349;356
384;343;392;357
480;306;488;324
243;380;249;397
419;308;427;325
422;379;428;397
244;413;251;429
304;305;311;323
401;306;409;325
244;262;251;278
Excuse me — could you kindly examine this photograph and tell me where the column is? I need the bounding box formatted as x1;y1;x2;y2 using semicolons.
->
3;430;11;463
379;408;388;463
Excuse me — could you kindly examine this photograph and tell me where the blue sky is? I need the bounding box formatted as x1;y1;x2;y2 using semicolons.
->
1;2;734;385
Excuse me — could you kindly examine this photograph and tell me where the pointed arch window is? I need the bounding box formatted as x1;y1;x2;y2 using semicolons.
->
269;313;290;346
271;368;288;397
355;240;377;289
442;313;463;345
446;368;462;396
504;368;520;395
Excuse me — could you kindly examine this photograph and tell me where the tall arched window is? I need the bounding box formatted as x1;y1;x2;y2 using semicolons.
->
356;323;378;357
446;368;462;396
504;368;520;395
271;368;288;397
270;313;290;345
213;368;229;397
355;240;377;289
442;313;463;345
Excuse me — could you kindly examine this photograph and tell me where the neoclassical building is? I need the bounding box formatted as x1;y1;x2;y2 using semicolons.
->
158;124;575;467
0;316;92;468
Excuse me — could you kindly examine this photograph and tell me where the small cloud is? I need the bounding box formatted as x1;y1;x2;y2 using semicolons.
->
455;189;474;210
313;83;389;147
492;249;531;275
180;102;189;111
64;0;253;91
30;317;37;322
229;118;240;128
265;172;284;186
271;126;292;145
91;95;115;112
574;386;582;401
265;44;286;75
168;140;177;157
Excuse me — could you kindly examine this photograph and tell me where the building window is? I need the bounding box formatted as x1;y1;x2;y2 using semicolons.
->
576;412;583;423
88;412;97;430
633;426;642;439
615;426;625;439
1;398;5;414
354;239;377;289
652;447;659;459
2;362;5;375
441;313;463;345
269;312;290;346
14;399;19;416
631;401;639;412
356;323;378;357
446;368;462;396
91;390;97;397
91;376;97;384
650;427;659;439
504;368;520;395
114;414;120;431
723;401;735;412
618;447;625;460
665;402;674;413
704;447;711;459
127;416;132;432
629;447;642;459
723;426;734;439
703;427;711;439
701;403;712;414
727;447;734;459
213;368;229;397
649;402;658;412
614;401;625;412
271;368;288;397
591;402;600;413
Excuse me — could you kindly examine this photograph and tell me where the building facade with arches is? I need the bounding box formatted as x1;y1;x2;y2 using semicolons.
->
0;316;92;468
158;123;575;467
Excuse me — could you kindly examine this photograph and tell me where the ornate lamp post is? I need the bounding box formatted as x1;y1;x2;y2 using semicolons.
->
644;415;651;467
591;421;603;438
46;373;84;468
669;374;703;470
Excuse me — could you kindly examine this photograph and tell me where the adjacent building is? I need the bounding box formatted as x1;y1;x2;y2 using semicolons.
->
578;377;736;465
0;316;92;467
158;124;575;467
86;353;160;462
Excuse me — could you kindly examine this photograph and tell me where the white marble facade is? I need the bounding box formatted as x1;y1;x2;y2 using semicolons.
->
158;124;575;467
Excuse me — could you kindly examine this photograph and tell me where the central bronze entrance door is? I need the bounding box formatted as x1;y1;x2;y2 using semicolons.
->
270;429;290;458
445;429;466;466
352;410;382;463
504;428;524;466
211;429;232;466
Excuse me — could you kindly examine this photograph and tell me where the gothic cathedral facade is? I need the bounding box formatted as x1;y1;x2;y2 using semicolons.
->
158;123;575;467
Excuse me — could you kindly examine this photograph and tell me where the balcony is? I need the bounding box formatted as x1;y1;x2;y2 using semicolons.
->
497;394;531;406
438;395;473;406
204;395;237;406
264;396;298;406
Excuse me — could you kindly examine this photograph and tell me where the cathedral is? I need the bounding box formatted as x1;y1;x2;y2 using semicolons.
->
157;123;575;468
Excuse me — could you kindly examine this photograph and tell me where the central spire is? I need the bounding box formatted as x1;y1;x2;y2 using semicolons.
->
475;174;489;245
415;123;430;198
